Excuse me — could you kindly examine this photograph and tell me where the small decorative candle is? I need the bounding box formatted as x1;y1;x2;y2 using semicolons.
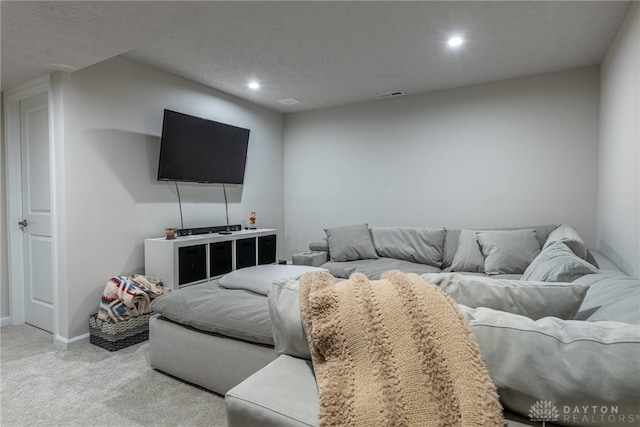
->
249;212;257;229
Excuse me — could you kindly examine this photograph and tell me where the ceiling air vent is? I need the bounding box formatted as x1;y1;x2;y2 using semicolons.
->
377;91;405;99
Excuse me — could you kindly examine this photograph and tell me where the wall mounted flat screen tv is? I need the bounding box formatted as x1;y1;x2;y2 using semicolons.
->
157;109;250;184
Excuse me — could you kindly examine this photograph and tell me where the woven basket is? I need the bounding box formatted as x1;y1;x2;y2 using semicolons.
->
89;313;151;351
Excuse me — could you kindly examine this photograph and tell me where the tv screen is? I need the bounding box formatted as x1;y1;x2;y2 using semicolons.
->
157;109;250;184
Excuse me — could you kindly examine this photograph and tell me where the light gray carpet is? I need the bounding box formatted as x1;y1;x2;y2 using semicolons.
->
0;324;227;427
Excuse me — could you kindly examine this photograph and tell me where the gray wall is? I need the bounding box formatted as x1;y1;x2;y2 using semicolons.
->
52;57;284;340
598;3;640;278
284;67;600;258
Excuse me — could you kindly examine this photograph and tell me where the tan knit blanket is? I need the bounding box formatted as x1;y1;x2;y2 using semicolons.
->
299;270;503;427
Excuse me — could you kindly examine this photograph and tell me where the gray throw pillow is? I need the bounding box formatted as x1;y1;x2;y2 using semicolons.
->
522;241;599;282
477;229;540;275
450;229;485;273
460;305;640;424
543;224;588;259
324;224;378;262
268;279;311;359
370;227;445;268
422;273;589;320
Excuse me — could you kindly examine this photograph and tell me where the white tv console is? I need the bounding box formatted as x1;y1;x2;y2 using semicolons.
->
144;228;277;290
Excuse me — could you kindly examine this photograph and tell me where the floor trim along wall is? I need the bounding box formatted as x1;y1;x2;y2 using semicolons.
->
1;317;11;327
55;333;90;349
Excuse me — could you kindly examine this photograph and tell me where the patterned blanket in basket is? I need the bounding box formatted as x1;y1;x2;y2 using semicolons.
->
98;275;168;323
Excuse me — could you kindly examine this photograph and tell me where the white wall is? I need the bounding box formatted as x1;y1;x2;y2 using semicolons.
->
284;67;600;257
53;57;284;339
0;98;9;323
598;3;640;278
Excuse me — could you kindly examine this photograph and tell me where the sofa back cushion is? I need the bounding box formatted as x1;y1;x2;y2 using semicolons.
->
522;241;598;283
450;229;485;273
477;229;541;275
543;224;588;259
422;273;589;320
324;224;378;262
442;225;557;270
461;305;640;423
370;227;446;268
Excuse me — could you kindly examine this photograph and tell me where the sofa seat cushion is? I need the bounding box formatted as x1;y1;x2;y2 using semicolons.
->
322;257;441;279
461;305;640;426
225;355;319;427
573;274;640;324
150;281;273;345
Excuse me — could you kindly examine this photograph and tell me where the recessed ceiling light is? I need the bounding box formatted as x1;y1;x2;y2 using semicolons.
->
248;81;260;90
447;36;464;47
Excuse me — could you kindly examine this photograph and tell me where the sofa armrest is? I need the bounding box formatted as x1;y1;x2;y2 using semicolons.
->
308;240;329;252
292;251;328;267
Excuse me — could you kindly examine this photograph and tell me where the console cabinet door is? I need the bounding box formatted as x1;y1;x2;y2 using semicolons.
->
236;238;257;269
178;245;206;285
210;241;233;277
258;235;277;265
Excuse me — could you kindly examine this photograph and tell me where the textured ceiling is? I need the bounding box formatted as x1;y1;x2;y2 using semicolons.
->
1;1;631;113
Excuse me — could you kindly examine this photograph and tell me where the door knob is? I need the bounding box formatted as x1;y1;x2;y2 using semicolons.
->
18;219;28;229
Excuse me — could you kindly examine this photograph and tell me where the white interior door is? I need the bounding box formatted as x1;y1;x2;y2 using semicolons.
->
19;92;54;332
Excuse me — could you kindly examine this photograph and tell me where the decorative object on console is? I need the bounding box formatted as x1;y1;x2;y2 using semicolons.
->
165;227;177;240
249;211;257;229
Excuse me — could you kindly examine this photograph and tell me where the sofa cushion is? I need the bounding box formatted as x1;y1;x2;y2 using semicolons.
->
220;265;326;296
323;224;378;262
150;281;274;345
322;257;441;280
460;305;640;425
477;229;541;275
573;274;640;324
450;229;485;273
522;242;598;283
370;226;445;268
268;279;311;359
543;224;588;259
422;273;589;320
442;225;557;270
225;355;319;427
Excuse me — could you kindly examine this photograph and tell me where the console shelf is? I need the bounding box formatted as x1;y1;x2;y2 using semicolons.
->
144;228;277;290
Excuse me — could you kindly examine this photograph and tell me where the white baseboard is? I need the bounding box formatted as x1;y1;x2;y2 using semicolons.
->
54;333;90;349
0;317;11;327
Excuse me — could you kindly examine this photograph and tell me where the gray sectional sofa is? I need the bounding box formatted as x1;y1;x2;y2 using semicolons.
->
224;224;640;427
148;223;639;426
